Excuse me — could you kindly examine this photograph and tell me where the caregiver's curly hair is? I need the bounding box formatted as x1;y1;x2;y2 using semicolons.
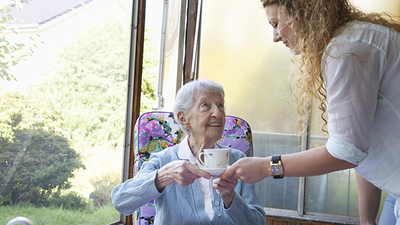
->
261;0;400;134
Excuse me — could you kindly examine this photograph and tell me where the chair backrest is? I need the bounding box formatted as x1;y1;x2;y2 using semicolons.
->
132;111;253;225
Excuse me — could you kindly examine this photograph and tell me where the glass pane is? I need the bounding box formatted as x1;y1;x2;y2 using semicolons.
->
159;0;184;111
198;0;400;218
306;111;359;216
306;170;359;217
144;0;163;112
0;0;134;224
198;0;299;210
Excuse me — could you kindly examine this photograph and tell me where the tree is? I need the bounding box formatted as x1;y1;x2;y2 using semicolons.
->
0;89;85;207
0;88;64;143
31;15;158;148
0;0;34;81
0;1;159;208
0;126;85;205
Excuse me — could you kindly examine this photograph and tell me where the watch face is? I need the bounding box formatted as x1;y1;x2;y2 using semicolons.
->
270;165;282;175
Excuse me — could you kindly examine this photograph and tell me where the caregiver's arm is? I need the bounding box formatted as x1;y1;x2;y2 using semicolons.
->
222;146;356;183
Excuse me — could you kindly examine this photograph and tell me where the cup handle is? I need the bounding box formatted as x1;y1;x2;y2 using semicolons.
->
198;152;206;167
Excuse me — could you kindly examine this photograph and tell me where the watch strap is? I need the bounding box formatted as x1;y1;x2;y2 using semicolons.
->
271;155;281;164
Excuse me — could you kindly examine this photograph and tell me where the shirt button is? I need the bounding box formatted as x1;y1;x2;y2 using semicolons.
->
218;213;221;217
215;201;220;206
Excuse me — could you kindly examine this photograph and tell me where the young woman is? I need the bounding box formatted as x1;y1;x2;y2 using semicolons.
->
222;1;400;224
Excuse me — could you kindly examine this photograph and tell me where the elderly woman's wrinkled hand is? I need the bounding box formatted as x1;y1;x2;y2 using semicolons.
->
155;160;211;191
212;176;238;208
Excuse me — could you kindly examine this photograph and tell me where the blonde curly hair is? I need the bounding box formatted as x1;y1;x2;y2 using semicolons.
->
261;0;400;134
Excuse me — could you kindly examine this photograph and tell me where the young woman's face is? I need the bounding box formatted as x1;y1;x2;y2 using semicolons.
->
265;4;299;53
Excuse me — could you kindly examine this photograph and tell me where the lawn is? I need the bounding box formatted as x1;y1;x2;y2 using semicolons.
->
0;203;120;225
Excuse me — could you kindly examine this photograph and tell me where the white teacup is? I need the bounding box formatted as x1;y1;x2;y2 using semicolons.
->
198;148;230;168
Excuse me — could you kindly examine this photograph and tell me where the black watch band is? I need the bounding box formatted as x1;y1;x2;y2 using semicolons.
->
271;155;281;163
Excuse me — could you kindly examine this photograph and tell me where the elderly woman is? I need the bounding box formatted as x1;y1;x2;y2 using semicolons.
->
111;79;266;225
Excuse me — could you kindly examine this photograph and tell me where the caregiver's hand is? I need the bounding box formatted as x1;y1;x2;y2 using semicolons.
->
221;157;270;183
156;160;211;191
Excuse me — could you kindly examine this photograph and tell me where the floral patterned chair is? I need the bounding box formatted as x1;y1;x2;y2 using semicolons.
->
132;111;253;225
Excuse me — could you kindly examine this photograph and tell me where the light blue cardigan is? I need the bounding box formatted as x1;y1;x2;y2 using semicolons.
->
111;144;266;225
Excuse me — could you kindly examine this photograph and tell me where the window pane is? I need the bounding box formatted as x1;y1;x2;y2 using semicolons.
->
305;100;359;217
144;0;163;112
198;0;400;219
159;0;185;111
198;0;299;210
306;170;359;217
0;0;133;223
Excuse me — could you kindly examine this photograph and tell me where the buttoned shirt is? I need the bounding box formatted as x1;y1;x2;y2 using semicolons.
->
322;21;400;197
178;136;219;221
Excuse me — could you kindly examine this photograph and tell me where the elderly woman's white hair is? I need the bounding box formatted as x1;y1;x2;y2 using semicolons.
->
173;79;225;133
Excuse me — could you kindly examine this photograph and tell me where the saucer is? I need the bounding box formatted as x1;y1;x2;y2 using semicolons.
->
200;167;227;176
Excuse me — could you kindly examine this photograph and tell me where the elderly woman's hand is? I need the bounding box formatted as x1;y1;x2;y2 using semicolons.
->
212;176;238;208
155;160;211;191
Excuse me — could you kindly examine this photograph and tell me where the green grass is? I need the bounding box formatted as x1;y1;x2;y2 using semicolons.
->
0;203;120;225
0;147;123;225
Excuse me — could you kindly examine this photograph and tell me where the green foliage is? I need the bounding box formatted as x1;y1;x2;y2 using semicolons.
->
141;28;158;111
90;172;120;201
0;127;85;206
0;5;158;216
0;0;34;81
0;88;65;143
0;89;87;208
0;89;23;141
47;191;88;210
30;15;158;148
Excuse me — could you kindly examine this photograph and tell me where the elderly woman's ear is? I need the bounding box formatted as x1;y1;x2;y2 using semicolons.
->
177;111;190;131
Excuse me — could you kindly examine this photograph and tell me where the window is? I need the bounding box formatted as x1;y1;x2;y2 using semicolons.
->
3;0;397;224
0;0;136;224
197;0;399;223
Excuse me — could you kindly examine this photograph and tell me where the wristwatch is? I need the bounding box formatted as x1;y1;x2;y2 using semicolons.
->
269;155;284;179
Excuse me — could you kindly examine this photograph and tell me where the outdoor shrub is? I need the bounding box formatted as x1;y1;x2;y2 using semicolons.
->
91;172;120;200
48;191;88;210
0;128;85;206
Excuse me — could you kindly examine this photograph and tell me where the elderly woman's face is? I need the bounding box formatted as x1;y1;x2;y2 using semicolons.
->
185;92;225;143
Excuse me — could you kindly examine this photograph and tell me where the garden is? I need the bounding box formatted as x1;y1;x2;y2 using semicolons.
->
0;1;157;223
